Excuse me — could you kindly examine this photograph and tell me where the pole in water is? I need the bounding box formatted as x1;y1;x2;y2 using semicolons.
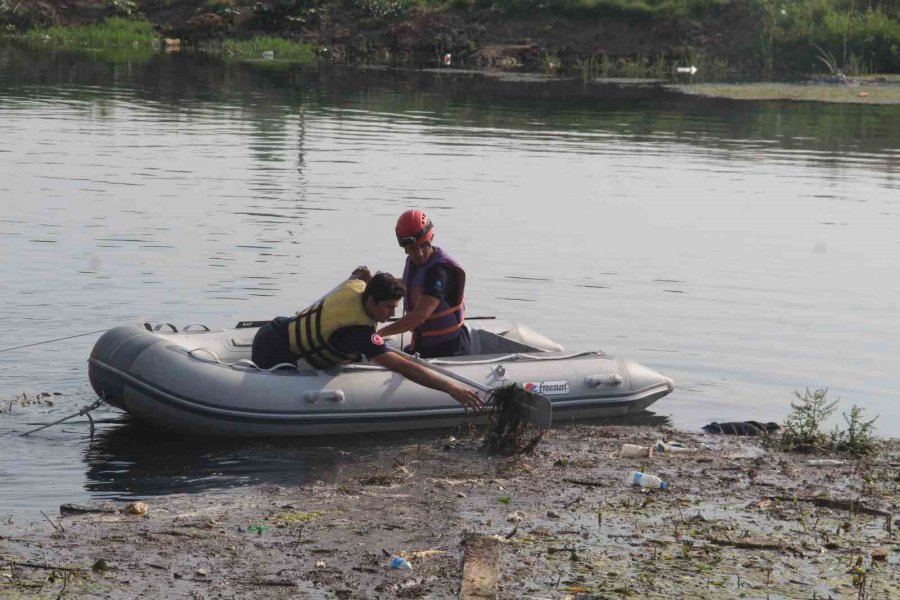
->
20;397;105;437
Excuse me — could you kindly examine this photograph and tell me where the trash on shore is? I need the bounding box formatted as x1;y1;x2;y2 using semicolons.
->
628;471;667;490
654;440;695;453
702;421;781;436
620;443;654;458
399;549;446;559
124;501;149;516
389;555;412;570
806;458;846;466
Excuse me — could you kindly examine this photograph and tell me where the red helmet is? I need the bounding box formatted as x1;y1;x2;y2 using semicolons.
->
395;209;434;247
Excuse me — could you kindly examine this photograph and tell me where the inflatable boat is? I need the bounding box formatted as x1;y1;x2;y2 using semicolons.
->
88;320;674;437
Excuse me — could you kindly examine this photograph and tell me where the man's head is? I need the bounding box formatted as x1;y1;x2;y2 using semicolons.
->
363;272;405;321
395;209;435;266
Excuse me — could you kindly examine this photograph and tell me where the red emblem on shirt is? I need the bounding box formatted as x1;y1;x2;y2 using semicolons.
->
371;334;385;346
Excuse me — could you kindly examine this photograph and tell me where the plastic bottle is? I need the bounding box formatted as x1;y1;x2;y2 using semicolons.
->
654;440;693;453
628;471;667;490
389;555;413;570
620;444;654;458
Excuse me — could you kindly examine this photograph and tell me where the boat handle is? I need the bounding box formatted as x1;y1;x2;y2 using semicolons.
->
304;390;345;403
153;323;178;332
187;348;221;363
586;374;623;388
183;324;211;332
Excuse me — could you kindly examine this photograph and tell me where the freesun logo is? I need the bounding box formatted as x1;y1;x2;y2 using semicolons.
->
522;380;569;395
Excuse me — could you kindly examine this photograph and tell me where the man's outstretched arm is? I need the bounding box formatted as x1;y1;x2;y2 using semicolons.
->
371;351;482;412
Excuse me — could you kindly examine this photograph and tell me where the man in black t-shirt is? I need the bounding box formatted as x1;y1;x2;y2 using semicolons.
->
251;269;482;412
378;210;467;358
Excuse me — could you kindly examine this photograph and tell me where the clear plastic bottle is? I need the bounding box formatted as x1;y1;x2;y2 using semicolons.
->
628;471;667;490
620;444;654;458
654;440;693;453
389;555;413;570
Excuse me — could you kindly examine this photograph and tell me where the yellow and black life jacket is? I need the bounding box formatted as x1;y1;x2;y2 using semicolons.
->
287;280;376;369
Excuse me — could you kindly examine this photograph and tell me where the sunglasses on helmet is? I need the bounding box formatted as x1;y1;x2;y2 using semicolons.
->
397;222;433;247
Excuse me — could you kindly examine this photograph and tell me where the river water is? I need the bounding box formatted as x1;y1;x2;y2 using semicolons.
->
1;42;898;517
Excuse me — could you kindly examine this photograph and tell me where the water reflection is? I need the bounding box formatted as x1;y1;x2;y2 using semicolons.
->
81;420;456;499
81;412;670;500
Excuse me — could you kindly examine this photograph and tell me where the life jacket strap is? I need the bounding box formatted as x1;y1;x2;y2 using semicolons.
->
426;302;463;321
420;316;465;338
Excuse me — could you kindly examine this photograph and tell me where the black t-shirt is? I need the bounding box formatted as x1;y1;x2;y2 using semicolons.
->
421;264;460;303
328;325;388;360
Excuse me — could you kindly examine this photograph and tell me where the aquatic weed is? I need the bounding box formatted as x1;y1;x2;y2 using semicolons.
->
778;387;836;453
831;405;877;456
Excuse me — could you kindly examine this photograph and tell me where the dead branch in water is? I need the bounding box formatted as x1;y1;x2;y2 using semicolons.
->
9;561;85;572
707;535;803;556
765;496;893;532
562;478;605;487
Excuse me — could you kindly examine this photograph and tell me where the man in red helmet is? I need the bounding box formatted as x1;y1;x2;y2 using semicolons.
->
378;209;467;358
251;267;482;412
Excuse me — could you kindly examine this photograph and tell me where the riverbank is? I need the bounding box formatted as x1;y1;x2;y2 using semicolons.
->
2;423;898;598
668;76;900;104
2;0;899;78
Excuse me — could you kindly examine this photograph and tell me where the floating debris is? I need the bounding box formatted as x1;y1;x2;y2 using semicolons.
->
482;384;547;455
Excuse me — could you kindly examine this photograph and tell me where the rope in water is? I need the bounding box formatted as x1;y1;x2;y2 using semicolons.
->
20;396;106;437
0;329;108;353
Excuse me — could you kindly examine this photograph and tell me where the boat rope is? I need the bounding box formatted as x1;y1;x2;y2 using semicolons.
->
0;329;109;354
428;351;604;366
189;351;303;373
186;347;604;373
20;396;106;437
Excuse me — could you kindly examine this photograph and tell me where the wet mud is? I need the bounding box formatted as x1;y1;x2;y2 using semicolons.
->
2;424;898;599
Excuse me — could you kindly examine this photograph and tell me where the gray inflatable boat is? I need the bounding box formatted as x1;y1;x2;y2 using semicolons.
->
88;320;674;437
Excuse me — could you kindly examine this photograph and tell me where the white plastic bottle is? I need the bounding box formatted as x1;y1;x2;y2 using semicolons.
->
628;471;667;490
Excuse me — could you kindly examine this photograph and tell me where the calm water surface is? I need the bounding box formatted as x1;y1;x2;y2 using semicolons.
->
2;42;898;518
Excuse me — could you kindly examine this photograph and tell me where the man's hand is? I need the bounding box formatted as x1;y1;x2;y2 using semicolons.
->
449;385;483;413
350;265;372;282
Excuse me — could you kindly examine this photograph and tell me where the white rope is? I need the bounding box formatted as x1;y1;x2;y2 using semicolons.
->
428;351;604;366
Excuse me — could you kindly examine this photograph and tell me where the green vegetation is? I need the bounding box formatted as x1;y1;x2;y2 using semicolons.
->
831;404;878;455
780;387;837;453
22;17;157;48
778;387;879;455
754;0;900;74
11;16;316;64
221;35;316;62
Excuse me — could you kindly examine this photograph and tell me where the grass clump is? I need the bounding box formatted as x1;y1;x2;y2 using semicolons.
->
24;17;157;48
830;404;877;455
222;35;316;62
780;387;837;453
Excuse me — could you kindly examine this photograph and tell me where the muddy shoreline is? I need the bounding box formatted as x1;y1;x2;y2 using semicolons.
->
2;423;898;599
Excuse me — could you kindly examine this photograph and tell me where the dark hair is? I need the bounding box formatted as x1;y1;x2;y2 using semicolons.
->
363;272;405;303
